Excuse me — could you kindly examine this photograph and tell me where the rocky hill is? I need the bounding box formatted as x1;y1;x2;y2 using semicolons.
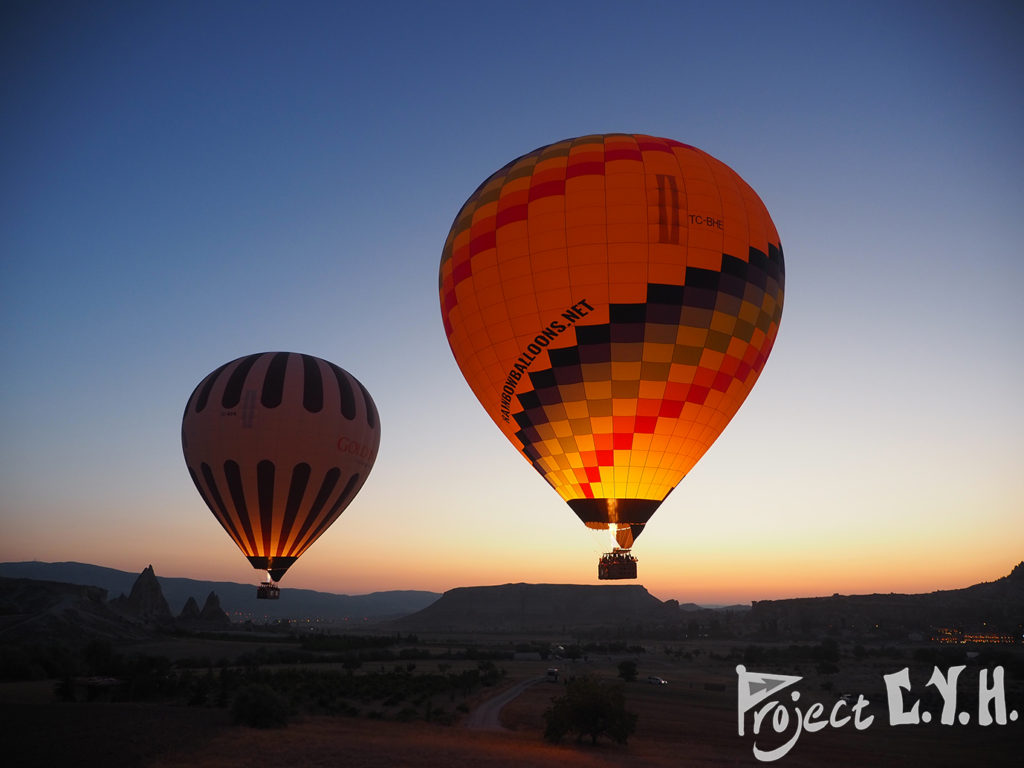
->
0;577;149;644
0;561;440;621
392;582;677;632
747;561;1024;639
0;565;232;644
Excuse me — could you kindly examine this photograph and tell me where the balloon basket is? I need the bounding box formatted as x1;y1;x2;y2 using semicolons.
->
256;583;281;600
598;549;637;580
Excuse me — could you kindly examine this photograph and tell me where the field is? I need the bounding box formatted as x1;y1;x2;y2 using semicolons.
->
2;635;1021;767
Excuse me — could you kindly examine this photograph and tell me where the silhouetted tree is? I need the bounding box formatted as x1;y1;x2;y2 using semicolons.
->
543;675;637;745
617;660;637;682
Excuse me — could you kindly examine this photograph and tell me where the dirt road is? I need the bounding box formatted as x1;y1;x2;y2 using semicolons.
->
465;676;544;730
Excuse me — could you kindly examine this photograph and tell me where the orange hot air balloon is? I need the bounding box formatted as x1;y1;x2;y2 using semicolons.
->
439;134;784;579
182;352;380;598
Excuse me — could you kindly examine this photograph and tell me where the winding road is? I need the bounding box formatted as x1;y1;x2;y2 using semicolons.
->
464;676;544;730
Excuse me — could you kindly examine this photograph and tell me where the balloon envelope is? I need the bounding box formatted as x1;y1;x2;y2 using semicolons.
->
439;134;783;545
182;352;380;581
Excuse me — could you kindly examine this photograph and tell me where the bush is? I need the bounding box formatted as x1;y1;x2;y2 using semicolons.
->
543;675;637;745
231;683;290;729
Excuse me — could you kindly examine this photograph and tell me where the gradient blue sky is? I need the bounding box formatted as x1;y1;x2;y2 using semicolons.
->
2;1;1021;603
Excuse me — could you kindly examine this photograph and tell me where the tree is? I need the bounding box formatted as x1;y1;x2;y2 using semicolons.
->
617;660;637;682
543;675;638;745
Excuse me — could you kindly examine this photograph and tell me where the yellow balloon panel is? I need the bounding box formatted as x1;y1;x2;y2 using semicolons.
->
182;352;380;581
440;134;784;531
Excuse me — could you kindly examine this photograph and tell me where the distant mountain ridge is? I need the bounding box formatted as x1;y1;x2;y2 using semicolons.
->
747;561;1024;638
3;560;1019;638
391;564;1024;636
0;562;440;621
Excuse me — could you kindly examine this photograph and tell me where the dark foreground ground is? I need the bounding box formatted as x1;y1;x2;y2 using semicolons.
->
4;640;1022;767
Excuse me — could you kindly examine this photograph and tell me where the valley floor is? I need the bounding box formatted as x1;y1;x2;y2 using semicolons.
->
3;643;1022;767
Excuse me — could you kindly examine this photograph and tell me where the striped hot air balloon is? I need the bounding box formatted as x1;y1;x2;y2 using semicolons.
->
182;352;380;596
439;134;784;579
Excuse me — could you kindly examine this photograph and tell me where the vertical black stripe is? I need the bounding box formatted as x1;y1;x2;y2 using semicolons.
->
194;361;231;413
222;354;262;409
669;178;680;241
257;460;275;558
357;380;377;429
657;175;669;242
199;462;248;553
657;174;680;244
300;472;360;550
301;354;324;412
328;362;356;419
286;467;340;556
277;462;311;554
261;352;289;408
224;459;258;554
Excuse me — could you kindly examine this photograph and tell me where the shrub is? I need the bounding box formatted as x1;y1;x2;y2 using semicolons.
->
231;683;290;729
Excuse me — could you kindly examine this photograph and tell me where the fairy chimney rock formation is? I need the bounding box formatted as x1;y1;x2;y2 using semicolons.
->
111;564;173;624
199;591;231;626
178;596;201;621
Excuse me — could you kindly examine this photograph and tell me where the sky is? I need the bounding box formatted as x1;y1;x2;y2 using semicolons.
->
1;0;1021;605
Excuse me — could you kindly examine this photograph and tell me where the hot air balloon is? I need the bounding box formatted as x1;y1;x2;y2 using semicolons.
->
439;134;783;579
182;352;380;598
